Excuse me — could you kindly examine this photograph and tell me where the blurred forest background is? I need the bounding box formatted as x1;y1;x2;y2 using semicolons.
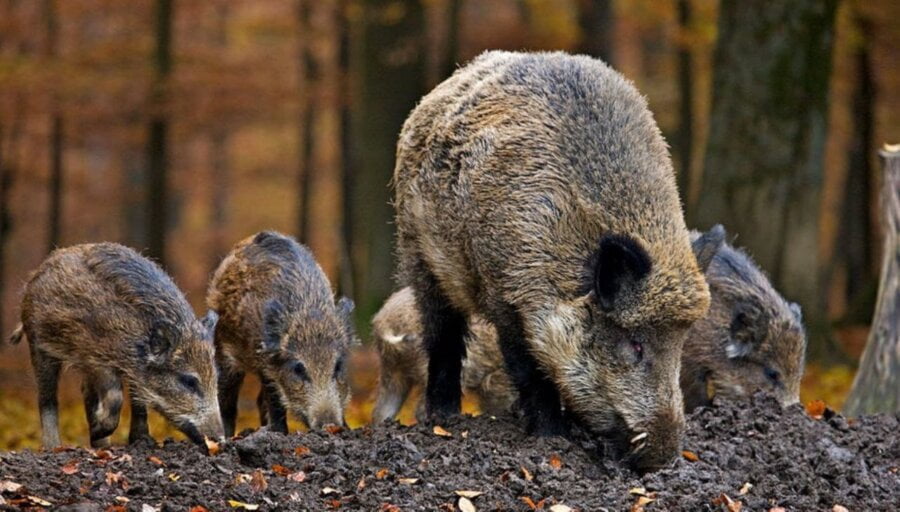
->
1;0;898;448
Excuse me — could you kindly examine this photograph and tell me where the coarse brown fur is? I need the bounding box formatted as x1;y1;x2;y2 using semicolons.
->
373;227;806;423
207;231;355;435
393;50;710;470
9;243;222;448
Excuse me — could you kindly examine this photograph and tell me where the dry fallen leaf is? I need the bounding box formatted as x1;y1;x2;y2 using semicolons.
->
380;504;401;512
458;496;477;512
461;431;469;439
630;496;654;512
629;487;648;496
204;437;221;456
27;495;53;507
357;476;366;490
106;471;125;487
140;504;159;512
61;460;80;475
806;399;826;419
250;469;268;493
549;505;573;512
548;453;562;469
295;446;311;456
234;473;252;485
0;480;23;493
398;478;419;485
738;483;753;495
321;487;340;495
767;508;786;512
455;490;483;499
272;464;292;476
375;468;389;480
433;425;453;437
106;506;127;512
324;425;344;435
148;456;165;466
288;471;307;482
325;498;342;509
189;507;209;512
832;506;849;512
682;450;699;462
521;497;540;510
227;500;260;510
94;449;113;461
167;473;180;482
521;466;534;482
712;494;742;512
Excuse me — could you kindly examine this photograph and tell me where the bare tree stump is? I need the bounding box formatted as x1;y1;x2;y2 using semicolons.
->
843;144;900;416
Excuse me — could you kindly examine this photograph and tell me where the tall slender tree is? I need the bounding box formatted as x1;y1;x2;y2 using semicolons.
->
208;1;230;270
577;0;615;64
349;0;426;321
675;0;693;208
44;0;63;252
146;0;174;266
694;0;839;358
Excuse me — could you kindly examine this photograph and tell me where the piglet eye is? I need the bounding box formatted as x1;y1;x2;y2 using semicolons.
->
333;357;346;380
178;374;202;396
293;361;310;382
764;367;781;385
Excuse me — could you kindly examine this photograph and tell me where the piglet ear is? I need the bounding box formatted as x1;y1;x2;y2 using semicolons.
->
591;234;652;313
262;299;287;352
139;322;175;364
336;296;360;346
200;310;219;340
725;303;767;359
692;224;726;273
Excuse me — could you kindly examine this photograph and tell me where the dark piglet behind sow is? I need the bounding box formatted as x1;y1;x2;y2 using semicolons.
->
208;231;355;435
8;243;222;448
393;50;711;471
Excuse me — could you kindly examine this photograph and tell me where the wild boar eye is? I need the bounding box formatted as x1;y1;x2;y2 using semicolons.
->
292;361;311;382
764;367;781;385
631;341;644;364
178;374;202;396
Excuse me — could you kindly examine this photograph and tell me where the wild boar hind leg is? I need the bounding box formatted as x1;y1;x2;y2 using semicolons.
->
28;343;62;448
82;369;124;448
493;303;566;436
127;394;153;445
217;365;244;437
411;261;468;421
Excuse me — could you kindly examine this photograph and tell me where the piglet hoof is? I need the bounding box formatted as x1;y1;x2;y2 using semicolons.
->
127;434;156;448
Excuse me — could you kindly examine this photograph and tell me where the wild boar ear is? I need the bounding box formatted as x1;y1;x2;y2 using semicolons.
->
590;234;652;312
789;302;803;323
725;303;766;359
262;299;287;352
200;310;219;340
692;224;726;273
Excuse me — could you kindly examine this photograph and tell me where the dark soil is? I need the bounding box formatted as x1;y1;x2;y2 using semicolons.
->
1;394;898;511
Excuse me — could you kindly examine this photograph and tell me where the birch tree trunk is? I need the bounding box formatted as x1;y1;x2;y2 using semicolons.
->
843;146;900;416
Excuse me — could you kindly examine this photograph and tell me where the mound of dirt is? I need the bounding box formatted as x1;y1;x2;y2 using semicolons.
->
1;394;898;511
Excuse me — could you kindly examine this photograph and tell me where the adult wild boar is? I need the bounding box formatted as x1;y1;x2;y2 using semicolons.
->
373;227;806;422
7;243;222;448
208;231;355;436
393;51;712;470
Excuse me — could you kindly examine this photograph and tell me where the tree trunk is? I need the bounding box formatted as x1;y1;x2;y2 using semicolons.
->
208;2;230;270
146;0;173;266
843;146;900;416
675;0;693;209
577;0;615;64
303;0;344;281
0;126;11;339
44;0;63;252
350;0;425;321
693;0;838;358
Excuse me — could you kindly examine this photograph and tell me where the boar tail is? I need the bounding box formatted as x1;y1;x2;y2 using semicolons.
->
6;324;25;347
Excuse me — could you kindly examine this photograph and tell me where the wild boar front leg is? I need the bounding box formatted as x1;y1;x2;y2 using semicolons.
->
29;343;62;448
494;303;566;436
412;260;468;421
127;395;152;445
260;375;288;433
217;364;244;437
82;369;123;448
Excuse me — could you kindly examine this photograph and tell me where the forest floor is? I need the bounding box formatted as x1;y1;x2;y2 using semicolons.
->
1;393;898;511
